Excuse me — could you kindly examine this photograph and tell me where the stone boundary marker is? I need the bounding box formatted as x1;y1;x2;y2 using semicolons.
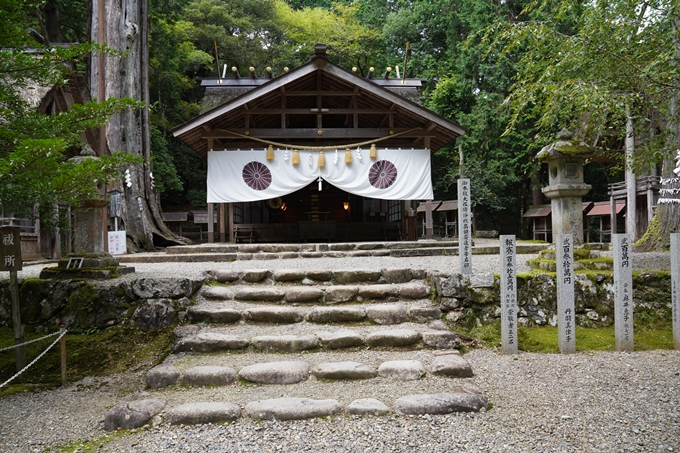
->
613;234;634;351
671;234;679;350
500;235;517;354
556;234;575;353
458;178;472;275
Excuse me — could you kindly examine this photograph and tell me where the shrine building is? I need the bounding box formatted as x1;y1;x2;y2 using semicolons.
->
172;44;464;243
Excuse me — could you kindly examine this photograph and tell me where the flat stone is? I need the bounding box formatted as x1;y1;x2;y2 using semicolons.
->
300;252;323;258
333;270;382;284
279;245;301;252
186;306;241;324
366;304;408;325
183;366;236;386
357;284;399;299
311;362;376;380
104;399;166;430
174;324;201;338
377;360;425;380
280;252;300;259
251;334;319;352
422;330;461;349
211;270;240;283
394;393;488;415
381;268;413;284
399;282;430;299
427;320;450;331
172;332;249;353
284;287;324;302
370;250;391;257
242;307;303;323
253;253;279;260
237;253;253;260
234;287;285;301
462;382;484;395
324;251;348;258
306;270;333;281
239;245;261;253
429;353;473;377
436;274;469;298
306;306;366;323
315;330;365;349
242;270;268;282
167;402;241;425
202;286;234;300
238;361;310;385
260;244;281;253
245;397;341;420
324;286;359;303
355;243;383;250
408;306;442;323
346;398;391;416
329;243;356;251
272;270;306;281
366;329;420;347
469;273;495;288
146;364;181;388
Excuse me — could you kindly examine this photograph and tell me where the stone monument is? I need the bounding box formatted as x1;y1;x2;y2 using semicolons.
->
537;130;600;244
39;146;134;279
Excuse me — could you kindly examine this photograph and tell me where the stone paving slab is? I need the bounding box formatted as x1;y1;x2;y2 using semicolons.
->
311;362;377;380
166;402;241;425
238;361;310;385
244;398;342;421
393;392;488;415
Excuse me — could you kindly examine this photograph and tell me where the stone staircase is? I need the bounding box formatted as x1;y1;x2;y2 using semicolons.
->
104;267;491;429
117;240;549;263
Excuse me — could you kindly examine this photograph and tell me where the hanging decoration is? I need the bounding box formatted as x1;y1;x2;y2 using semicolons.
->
292;150;300;166
334;149;339;165
208;148;432;202
318;175;323;191
284;149;290;162
318;151;326;168
370;143;377;159
344;148;352;164
266;144;274;161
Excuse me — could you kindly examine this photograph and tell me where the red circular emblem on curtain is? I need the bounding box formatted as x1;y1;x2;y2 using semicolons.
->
368;160;398;189
242;161;272;191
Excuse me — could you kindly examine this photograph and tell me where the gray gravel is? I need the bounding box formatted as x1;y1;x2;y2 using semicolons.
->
1;349;678;452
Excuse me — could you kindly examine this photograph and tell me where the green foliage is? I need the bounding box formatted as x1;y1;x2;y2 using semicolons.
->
150;126;183;194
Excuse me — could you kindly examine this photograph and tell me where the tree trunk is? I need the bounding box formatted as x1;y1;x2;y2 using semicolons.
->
88;0;186;251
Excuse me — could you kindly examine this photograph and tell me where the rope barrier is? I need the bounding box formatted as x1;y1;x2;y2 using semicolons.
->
216;127;423;151
0;331;61;352
0;329;67;389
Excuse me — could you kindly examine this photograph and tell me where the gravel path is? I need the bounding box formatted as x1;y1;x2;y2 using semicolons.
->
1;349;677;452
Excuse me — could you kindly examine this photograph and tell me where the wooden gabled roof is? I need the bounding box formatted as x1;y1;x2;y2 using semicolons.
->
172;47;465;159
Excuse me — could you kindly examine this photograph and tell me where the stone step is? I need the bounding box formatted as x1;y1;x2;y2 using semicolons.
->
146;351;472;388
104;388;488;428
171;324;461;353
208;267;427;285
186;302;442;325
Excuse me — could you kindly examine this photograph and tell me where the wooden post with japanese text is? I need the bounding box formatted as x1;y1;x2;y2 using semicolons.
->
1;227;24;376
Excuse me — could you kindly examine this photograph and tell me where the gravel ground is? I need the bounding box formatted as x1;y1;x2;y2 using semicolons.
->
1;349;678;453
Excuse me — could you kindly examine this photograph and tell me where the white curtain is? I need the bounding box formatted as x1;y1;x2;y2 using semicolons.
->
207;148;433;203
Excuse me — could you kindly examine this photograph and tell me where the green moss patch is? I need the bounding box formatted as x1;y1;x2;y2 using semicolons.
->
0;325;174;389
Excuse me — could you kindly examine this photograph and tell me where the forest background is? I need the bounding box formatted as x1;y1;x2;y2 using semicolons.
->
3;0;679;247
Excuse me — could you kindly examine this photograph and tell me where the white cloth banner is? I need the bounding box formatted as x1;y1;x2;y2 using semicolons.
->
207;148;433;202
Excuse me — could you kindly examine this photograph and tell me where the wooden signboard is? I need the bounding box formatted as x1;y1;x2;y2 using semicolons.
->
0;226;22;271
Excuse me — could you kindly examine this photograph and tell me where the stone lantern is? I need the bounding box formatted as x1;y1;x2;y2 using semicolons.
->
537;130;601;244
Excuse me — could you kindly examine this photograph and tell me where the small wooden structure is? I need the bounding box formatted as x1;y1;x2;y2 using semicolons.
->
523;202;593;243
586;201;625;242
416;200;459;237
608;175;661;240
172;45;464;243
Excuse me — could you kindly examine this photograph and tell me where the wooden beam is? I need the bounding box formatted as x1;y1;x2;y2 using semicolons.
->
203;128;435;139
245;108;395;115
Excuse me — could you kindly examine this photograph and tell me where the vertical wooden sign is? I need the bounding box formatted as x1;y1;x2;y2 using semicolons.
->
556;234;576;353
1;226;25;375
500;235;518;354
458;178;472;275
613;234;634;351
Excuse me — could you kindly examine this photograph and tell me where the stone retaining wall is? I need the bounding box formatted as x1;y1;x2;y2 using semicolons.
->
0;271;671;330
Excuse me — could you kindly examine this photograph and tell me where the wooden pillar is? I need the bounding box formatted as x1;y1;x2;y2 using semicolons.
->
219;203;226;243
425;200;433;239
207;202;214;243
647;185;655;227
610;195;617;239
227;203;234;243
